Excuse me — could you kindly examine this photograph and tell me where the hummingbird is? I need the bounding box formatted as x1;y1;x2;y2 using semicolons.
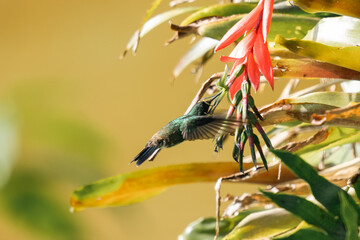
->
131;96;241;166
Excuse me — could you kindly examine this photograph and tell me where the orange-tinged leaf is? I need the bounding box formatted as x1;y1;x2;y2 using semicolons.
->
71;162;241;211
71;161;297;211
272;58;360;80
312;103;360;128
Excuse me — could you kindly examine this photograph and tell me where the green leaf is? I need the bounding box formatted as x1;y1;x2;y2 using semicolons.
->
198;14;320;42
293;0;360;18
296;127;360;155
276;35;360;72
179;208;263;240
121;6;200;57
1;171;79;238
350;170;360;202
143;0;163;23
181;3;257;25
271;150;360;224
181;2;330;26
261;191;345;239
339;191;359;240
223;208;301;240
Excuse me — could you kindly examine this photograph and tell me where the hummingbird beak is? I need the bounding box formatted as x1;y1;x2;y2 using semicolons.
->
203;92;221;105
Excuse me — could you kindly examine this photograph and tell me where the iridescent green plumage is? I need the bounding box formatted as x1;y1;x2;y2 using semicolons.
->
132;98;240;166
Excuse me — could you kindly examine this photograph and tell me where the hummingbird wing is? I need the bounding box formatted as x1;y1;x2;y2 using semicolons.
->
182;116;242;141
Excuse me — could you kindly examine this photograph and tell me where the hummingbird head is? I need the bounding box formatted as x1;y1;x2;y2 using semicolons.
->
187;93;220;116
187;101;211;116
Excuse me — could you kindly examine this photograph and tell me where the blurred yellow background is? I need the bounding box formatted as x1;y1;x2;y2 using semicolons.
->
0;1;276;239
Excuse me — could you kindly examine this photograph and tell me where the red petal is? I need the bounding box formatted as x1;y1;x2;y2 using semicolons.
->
229;58;246;75
262;0;274;41
247;51;260;91
214;0;264;52
254;29;274;89
220;56;238;63
226;58;246;86
228;31;257;59
229;70;246;99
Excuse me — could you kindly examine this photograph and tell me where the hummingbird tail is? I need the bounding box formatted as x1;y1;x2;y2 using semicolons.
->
131;146;161;166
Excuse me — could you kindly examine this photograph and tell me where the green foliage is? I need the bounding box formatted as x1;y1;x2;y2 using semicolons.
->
1;171;79;239
179;209;262;240
271;150;360;220
74;0;360;239
261;190;345;239
180;208;300;240
262;150;360;239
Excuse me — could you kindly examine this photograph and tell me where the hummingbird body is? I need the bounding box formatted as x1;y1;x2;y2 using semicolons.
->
132;99;239;166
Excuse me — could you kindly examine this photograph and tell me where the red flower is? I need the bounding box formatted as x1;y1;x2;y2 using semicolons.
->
215;0;274;95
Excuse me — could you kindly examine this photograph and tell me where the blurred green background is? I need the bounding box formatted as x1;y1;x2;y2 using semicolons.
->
0;1;273;239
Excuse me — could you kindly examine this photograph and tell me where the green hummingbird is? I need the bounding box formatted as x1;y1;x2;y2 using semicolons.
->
131;96;241;166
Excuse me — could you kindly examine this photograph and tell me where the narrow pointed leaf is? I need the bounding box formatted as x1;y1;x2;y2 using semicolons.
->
311;103;360;128
121;7;200;57
181;2;328;26
284;92;360;108
169;0;195;7
271;149;360;223
71;161;294;211
293;0;360;18
350;171;360;202
296;127;360;155
195;14;320;43
261;191;345;239
276;35;360;72
173;37;218;79
272;58;360;80
181;3;257;26
71;162;238;211
143;0;163;23
339;191;359;240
